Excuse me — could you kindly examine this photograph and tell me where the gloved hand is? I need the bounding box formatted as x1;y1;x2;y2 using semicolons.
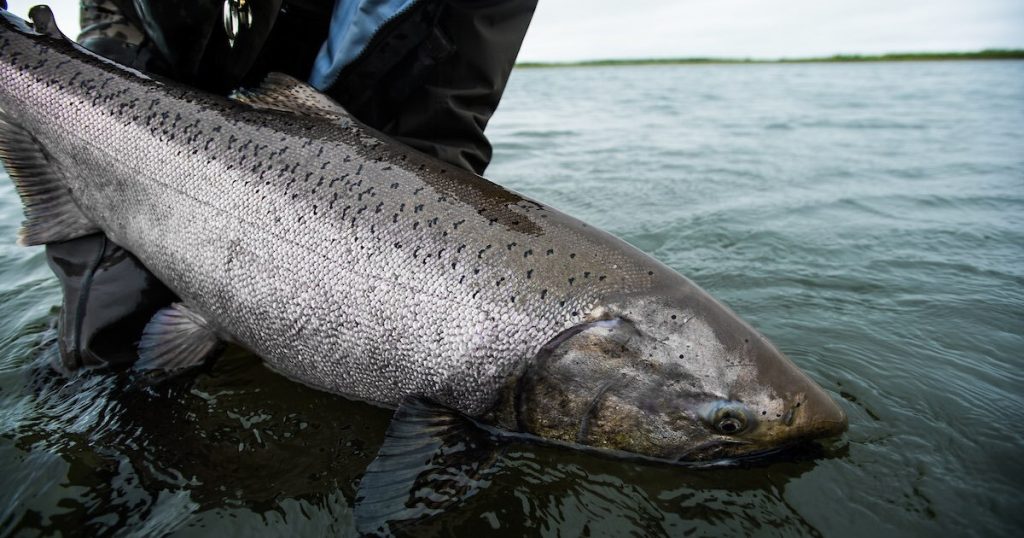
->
46;234;177;371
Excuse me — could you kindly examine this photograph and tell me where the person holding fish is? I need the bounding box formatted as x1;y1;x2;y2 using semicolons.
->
2;4;848;530
49;0;537;370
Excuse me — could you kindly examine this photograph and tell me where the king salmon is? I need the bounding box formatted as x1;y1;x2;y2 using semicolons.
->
0;7;846;473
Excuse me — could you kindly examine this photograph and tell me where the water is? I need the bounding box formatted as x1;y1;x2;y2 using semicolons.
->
1;61;1022;536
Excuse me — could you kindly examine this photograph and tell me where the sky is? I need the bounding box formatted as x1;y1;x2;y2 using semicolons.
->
7;0;1024;62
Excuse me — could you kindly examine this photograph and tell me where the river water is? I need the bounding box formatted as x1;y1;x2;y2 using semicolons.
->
1;61;1022;537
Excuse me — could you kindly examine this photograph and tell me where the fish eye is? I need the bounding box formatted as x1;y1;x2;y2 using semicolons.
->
716;414;746;434
705;402;751;435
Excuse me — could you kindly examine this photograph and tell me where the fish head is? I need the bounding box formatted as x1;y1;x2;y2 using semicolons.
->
507;280;847;463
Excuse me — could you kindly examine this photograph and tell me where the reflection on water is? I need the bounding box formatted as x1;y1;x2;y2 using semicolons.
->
2;61;1023;536
2;343;843;537
2;344;389;535
2;341;841;537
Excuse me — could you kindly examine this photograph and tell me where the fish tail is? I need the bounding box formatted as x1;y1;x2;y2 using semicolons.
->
0;114;99;245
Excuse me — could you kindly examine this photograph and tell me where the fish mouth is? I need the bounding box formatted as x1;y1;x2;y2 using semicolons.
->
675;438;754;463
675;438;832;467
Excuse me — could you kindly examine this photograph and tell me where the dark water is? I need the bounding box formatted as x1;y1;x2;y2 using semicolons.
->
2;61;1022;536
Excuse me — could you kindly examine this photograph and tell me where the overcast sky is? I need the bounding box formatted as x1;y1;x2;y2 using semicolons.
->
8;0;1024;61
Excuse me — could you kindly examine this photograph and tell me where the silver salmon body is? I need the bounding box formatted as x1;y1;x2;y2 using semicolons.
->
0;9;845;463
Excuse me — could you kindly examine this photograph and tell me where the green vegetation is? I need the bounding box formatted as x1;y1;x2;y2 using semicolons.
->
515;49;1024;68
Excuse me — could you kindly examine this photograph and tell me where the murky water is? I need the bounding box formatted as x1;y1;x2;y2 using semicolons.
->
2;61;1022;536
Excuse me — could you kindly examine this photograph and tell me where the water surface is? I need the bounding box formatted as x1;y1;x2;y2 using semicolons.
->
2;61;1022;536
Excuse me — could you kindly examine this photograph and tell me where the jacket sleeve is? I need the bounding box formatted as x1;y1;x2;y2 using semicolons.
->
314;0;538;175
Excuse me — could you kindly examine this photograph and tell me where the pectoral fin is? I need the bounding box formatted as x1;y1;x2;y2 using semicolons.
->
135;303;223;372
0;116;99;246
354;397;504;536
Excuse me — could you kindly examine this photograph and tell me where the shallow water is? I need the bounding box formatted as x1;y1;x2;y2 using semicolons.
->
2;61;1022;536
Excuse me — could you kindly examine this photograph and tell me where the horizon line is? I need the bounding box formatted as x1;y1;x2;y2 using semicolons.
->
515;49;1024;67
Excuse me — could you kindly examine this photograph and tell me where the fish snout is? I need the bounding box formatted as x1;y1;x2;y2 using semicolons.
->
790;387;847;438
779;386;848;442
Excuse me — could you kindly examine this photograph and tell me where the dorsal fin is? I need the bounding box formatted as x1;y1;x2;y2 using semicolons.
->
0;116;99;245
231;72;352;121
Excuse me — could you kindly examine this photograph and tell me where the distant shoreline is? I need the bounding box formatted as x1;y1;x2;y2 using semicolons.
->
515;50;1024;68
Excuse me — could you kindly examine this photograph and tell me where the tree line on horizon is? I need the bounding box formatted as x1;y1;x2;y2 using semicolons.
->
515;49;1024;68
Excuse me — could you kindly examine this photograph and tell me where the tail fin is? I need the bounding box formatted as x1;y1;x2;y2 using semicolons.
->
0;116;98;245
